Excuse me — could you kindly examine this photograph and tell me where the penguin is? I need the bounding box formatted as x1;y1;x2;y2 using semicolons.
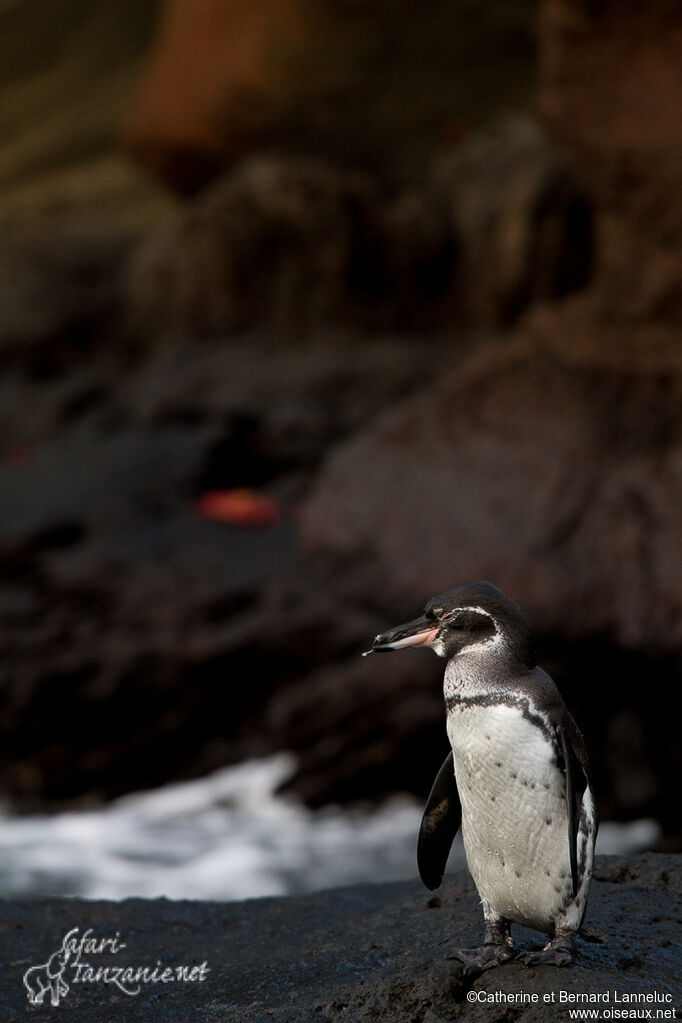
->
364;580;597;973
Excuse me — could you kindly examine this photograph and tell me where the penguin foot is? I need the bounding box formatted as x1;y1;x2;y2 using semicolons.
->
450;922;515;976
516;932;574;968
516;947;572;967
450;944;514;977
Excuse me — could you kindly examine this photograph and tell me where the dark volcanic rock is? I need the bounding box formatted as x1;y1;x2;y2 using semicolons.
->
0;853;680;1021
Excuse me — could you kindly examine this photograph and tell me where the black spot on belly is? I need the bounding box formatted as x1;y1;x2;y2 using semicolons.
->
554;885;563;894
495;761;502;767
511;772;517;779
490;794;496;801
485;735;491;741
515;871;522;878
530;783;535;789
522;780;528;787
545;817;552;826
544;783;550;790
545;870;551;877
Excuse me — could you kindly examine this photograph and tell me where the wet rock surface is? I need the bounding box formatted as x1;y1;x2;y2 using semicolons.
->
1;853;680;1021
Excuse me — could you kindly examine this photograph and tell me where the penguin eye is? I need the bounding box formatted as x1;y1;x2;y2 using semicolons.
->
425;606;443;621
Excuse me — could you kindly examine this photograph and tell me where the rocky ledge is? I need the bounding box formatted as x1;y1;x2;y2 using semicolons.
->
1;853;680;1022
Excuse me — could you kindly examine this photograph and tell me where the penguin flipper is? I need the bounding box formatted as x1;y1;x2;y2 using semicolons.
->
417;751;461;891
556;715;590;898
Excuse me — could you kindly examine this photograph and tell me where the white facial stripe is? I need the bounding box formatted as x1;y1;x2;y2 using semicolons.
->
442;605;495;623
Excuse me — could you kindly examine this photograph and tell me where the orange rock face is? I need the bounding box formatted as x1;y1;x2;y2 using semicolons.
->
122;0;307;193
122;0;539;194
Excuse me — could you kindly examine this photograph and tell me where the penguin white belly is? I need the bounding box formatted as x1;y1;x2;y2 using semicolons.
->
447;703;572;933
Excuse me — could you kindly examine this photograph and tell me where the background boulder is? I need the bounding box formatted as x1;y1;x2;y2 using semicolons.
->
300;327;682;652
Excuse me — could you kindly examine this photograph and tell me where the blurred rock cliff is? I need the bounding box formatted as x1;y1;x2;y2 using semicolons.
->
0;0;679;846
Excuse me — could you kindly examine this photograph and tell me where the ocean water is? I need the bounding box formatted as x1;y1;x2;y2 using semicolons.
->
0;755;660;901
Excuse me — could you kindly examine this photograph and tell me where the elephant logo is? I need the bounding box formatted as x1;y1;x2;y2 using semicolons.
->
23;945;72;1006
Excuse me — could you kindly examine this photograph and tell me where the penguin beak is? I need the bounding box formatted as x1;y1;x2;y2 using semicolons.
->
362;615;440;655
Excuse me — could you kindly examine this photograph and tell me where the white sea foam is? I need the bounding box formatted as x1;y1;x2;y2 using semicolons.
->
0;755;659;900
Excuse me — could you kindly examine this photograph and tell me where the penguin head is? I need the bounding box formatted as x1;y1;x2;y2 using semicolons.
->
367;581;535;667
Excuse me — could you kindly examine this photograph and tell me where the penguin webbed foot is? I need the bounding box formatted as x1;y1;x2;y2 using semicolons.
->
450;944;514;977
516;931;574;968
450;922;514;977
